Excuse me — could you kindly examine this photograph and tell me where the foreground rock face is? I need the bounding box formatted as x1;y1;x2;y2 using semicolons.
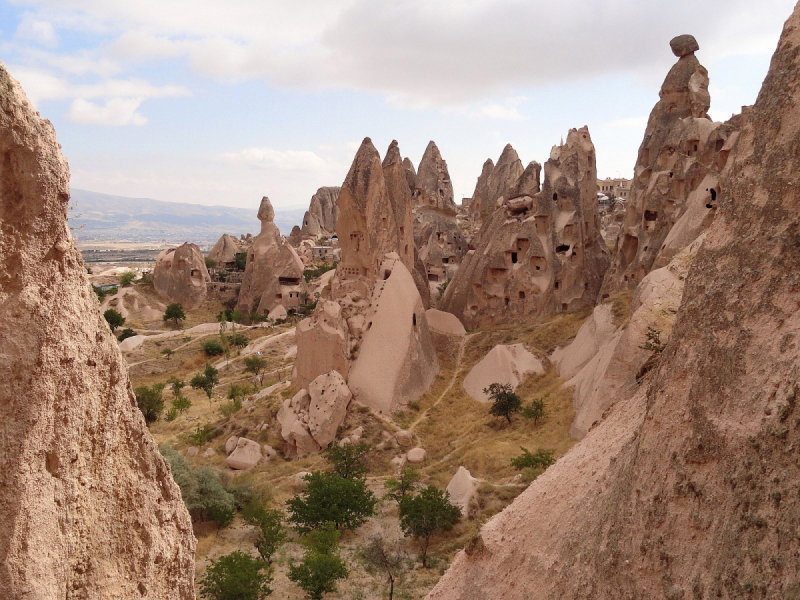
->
238;196;307;316
0;62;195;599
441;127;609;329
301;186;340;238
426;12;800;598
599;34;740;297
154;242;211;309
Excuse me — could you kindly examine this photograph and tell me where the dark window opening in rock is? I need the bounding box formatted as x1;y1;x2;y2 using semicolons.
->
624;275;628;282
276;293;283;299
715;139;724;152
694;144;698;152
400;226;405;235
511;252;518;264
504;297;510;307
383;270;391;280
412;314;417;327
555;280;560;290
367;321;372;331
516;238;530;252
427;273;439;282
279;277;301;286
644;210;658;221
669;171;673;178
556;244;570;254
562;303;568;311
404;244;409;255
443;257;450;264
519;291;525;299
553;193;558;201
584;281;589;290
531;256;546;271
249;254;254;262
602;294;610;300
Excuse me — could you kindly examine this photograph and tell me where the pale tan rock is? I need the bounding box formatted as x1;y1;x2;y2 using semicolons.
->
414;140;456;214
446;466;479;514
472;144;524;222
203;448;216;458
406;447;427;464
293;471;312;489
0;65;197;597
382;140;416;270
226;438;263;470
551;303;617;380
348;255;439;413
307;370;353;448
185;446;200;457
348;426;364;443
395;430;413;447
225;436;239;455
262;445;276;459
427;14;800;599
154;242;211;309
301;186;340;238
414;209;468;285
207;233;243;266
441;128;609;329
425;309;466;335
294;300;350;390
463;344;544;402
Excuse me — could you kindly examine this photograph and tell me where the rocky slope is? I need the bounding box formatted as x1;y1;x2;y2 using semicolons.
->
0;62;196;599
427;8;800;599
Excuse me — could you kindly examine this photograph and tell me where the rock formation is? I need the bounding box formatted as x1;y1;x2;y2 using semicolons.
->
293;139;439;423
470;144;525;223
153;242;211;309
414;141;456;214
300;186;340;238
446;466;479;514
226;437;263;470
237;196;307;316
382;140;416;270
463;343;544;402
425;308;466;336
426;12;800;598
0;61;195;598
599;34;740;298
440;127;609;329
207;233;243;267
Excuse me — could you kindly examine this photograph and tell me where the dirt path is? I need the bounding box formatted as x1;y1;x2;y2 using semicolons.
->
408;333;475;433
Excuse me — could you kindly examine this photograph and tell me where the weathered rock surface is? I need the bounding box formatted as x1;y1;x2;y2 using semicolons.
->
670;33;699;57
551;303;617;380
207;233;243;267
382;140;416;270
441;127;609;329
406;447;427;464
226;437;263;470
154;242;211;309
395;430;413;447
348;254;439;413
445;466;479;514
471;144;525;223
426;13;800;599
463;344;544;402
238;196;307;315
293;299;350;390
414;141;456;214
425;309;466;336
414;209;468;289
301;186;340;238
0;61;195;599
599;33;739;297
225;436;239;455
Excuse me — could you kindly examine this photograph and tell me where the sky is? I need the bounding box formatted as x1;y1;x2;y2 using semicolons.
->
0;0;795;210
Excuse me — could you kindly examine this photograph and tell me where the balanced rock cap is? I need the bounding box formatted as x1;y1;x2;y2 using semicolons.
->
670;34;699;57
257;196;275;222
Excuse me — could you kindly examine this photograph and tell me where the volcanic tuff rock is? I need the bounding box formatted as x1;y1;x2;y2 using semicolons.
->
207;233;242;267
300;186;340;238
414;141;456;214
463;343;544;403
599;32;740;297
427;10;800;598
0;61;195;598
470;144;525;223
237;196;307;315
153;242;211;309
382;140;416;270
441;127;609;329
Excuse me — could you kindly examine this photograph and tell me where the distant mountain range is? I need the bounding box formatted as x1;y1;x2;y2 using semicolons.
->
67;189;306;243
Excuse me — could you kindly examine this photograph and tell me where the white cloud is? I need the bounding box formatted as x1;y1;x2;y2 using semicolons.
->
15;15;58;47
604;116;648;130
219;147;337;172
67;97;147;125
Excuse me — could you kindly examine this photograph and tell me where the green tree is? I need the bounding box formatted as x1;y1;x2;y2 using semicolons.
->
161;348;174;360
163;303;186;326
134;383;166;424
205;257;217;269
191;363;219;400
202;338;225;356
169;377;186;398
234;252;247;271
242;498;288;564
484;382;522;423
384;466;421;505
230;309;245;324
287;471;377;533
521;397;546;425
359;533;406;600
173;396;192;414
199;551;272;600
117;328;136;342
399;485;462;567
324;440;370;480
510;447;555;471
104;308;125;332
288;524;348;600
244;355;268;385
228;333;248;353
119;271;136;287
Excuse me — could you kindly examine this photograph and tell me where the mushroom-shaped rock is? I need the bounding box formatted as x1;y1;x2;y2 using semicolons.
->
395;430;413;447
425;309;467;335
463;344;544;402
407;447;427;464
226;438;263;470
670;34;699;57
257;196;275;222
446;466;479;514
307;370;353;448
225;436;239;455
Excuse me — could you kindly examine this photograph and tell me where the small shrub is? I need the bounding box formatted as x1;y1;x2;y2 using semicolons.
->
399;486;461;568
289;524;348;600
242;498;288;564
303;262;337;283
199;551;273;600
161;348;174;360
165;406;178;422
510;447;555;471
385;467;421;504
163;303;186;326
103;308;125;332
134;383;166;424
188;424;214;446
205;257;217;269
202;339;225;356
521;397;546;425
436;277;451;298
119;271;135;287
173;396;192;414
484;382;522;423
117;328;136;342
219;398;242;419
